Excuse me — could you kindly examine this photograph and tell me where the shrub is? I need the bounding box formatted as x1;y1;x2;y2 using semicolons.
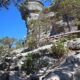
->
59;38;67;42
51;40;68;58
66;34;77;40
21;53;49;75
27;36;37;49
22;54;33;74
21;53;40;74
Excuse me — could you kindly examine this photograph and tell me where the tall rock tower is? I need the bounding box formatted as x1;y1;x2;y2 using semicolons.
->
25;0;44;47
26;0;44;37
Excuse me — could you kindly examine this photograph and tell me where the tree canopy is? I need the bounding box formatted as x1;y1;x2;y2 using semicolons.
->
0;37;16;48
51;0;80;18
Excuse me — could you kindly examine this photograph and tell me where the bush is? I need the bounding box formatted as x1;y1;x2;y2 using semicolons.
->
21;53;50;75
22;54;34;74
27;36;37;49
66;34;78;40
51;40;68;58
59;38;67;42
21;53;40;74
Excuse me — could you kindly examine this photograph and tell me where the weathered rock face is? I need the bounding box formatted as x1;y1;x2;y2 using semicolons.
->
43;73;60;80
27;1;44;11
1;38;80;80
67;38;80;50
30;73;39;80
43;51;80;80
9;71;20;80
74;70;80;80
27;1;44;20
37;56;56;69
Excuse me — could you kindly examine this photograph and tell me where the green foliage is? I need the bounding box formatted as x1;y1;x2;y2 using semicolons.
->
22;53;40;74
0;0;10;9
27;35;37;49
22;53;50;75
0;0;26;9
0;44;9;57
19;3;30;20
53;0;80;17
24;54;33;68
0;37;16;49
0;44;5;55
51;40;68;58
28;16;51;47
15;40;23;49
0;37;16;58
66;34;78;40
28;20;37;27
59;38;67;42
24;0;29;5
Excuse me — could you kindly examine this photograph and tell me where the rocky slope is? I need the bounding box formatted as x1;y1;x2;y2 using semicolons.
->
0;38;80;80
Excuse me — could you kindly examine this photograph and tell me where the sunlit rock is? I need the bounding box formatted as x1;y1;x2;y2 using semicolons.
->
67;38;80;50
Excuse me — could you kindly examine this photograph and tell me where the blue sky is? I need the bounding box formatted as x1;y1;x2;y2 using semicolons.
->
0;3;27;39
0;1;51;39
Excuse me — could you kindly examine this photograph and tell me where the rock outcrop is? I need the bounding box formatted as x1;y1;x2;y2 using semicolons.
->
0;38;80;80
42;51;80;80
67;38;80;50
